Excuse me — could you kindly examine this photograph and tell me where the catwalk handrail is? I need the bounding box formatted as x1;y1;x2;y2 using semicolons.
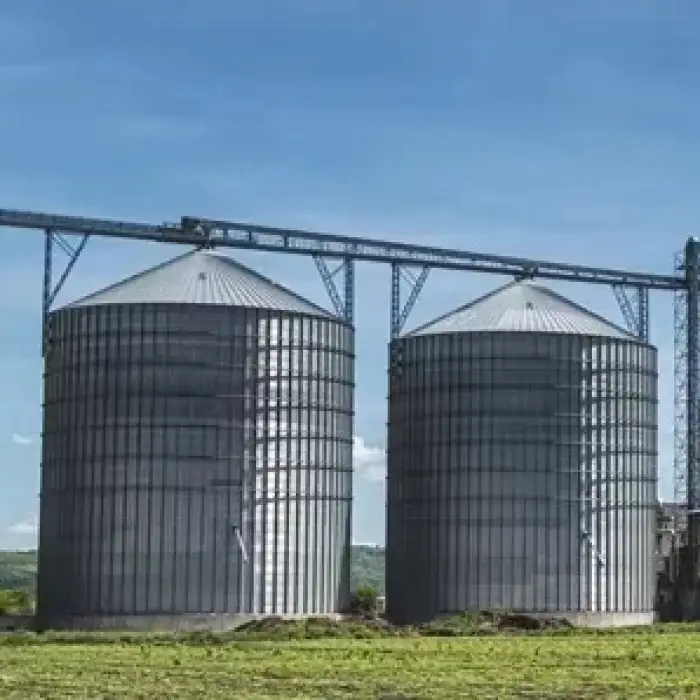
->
0;206;685;289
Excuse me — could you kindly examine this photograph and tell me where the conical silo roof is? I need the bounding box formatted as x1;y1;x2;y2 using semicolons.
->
63;249;335;318
405;279;636;340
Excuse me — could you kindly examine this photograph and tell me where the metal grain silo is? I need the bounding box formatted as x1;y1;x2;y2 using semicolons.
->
37;250;354;630
386;280;658;627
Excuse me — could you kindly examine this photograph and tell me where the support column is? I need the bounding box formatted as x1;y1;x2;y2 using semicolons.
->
41;229;90;356
390;263;430;339
343;257;354;325
637;285;650;342
313;255;355;324
612;284;650;342
685;238;700;582
674;257;689;510
42;229;53;354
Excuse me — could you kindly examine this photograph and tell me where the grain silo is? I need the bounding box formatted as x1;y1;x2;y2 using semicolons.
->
37;250;354;630
386;279;658;627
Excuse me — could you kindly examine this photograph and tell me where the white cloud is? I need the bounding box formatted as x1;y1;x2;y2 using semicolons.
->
11;433;34;446
353;436;386;482
6;513;38;537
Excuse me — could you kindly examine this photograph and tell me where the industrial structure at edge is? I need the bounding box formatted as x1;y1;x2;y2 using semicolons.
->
0;207;698;628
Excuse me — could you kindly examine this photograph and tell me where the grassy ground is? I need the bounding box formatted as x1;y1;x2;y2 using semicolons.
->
1;629;699;698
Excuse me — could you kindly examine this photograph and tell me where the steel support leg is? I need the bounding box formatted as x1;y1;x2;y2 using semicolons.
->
638;286;649;342
685;238;700;582
612;284;650;342
390;263;430;338
343;257;354;325
674;249;688;511
342;255;355;609
42;228;89;355
313;255;355;324
41;230;53;353
313;254;355;606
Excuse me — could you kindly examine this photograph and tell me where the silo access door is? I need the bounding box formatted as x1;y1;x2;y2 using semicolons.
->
209;481;245;615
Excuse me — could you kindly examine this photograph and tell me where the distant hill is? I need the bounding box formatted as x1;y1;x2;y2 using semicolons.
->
0;546;385;595
0;550;36;591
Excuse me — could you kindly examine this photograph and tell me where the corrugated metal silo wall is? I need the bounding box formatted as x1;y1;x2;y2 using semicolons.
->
38;303;353;627
386;331;658;625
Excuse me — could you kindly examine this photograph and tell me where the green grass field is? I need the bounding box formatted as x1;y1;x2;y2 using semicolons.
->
1;632;699;699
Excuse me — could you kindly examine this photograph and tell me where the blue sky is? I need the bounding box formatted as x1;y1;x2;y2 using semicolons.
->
0;0;698;548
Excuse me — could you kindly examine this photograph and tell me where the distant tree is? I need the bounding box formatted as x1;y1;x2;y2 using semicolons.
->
350;545;385;594
348;585;380;617
0;548;385;608
0;588;32;614
0;551;37;592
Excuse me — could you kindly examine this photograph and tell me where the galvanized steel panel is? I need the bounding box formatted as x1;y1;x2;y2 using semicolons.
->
65;250;335;318
386;330;658;624
407;280;636;340
38;303;353;627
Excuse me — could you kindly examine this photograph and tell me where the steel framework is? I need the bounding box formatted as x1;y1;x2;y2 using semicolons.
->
674;250;688;510
612;285;650;343
2;206;700;581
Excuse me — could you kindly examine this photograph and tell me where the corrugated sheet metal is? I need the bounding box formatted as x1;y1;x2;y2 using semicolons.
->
386;331;658;626
406;280;635;339
39;303;354;627
64;250;335;317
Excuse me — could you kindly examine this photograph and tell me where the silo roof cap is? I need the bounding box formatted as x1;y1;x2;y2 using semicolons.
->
63;249;336;318
405;279;638;340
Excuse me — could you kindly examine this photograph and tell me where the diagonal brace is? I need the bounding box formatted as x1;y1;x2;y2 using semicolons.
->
391;263;430;338
612;284;649;342
674;280;688;509
312;254;355;324
42;229;89;354
48;232;89;307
